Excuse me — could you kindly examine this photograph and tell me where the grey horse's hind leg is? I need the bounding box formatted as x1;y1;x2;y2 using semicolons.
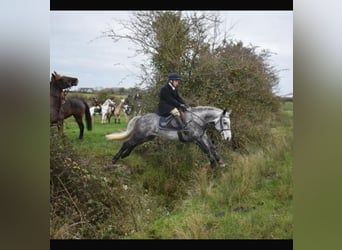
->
112;142;129;164
112;135;155;164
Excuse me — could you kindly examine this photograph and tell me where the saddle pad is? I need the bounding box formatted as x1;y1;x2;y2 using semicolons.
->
158;115;179;130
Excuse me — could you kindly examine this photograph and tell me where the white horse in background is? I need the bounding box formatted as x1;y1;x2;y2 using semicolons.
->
100;99;115;123
89;105;102;117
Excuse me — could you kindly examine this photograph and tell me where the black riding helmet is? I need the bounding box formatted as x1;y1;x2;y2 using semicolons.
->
168;73;181;81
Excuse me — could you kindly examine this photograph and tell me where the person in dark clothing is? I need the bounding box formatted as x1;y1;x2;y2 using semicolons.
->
158;72;189;129
93;97;101;113
134;92;142;101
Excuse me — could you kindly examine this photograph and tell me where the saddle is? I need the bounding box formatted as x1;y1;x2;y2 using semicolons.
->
95;106;101;113
158;115;182;130
158;115;190;142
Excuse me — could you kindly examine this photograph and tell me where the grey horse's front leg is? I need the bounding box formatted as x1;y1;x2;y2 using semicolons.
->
208;139;226;167
195;135;218;170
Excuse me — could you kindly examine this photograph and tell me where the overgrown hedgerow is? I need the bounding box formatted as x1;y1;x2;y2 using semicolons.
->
50;130;138;238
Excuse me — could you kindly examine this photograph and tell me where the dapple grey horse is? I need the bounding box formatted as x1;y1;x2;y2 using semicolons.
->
106;106;232;170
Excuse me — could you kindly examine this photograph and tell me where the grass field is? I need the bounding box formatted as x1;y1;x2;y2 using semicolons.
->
63;112;130;156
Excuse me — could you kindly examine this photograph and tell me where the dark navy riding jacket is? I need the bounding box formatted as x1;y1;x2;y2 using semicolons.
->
158;83;186;116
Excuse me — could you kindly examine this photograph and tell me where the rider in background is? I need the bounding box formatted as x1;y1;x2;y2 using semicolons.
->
158;72;189;129
93;97;101;113
133;91;142;115
134;92;142;102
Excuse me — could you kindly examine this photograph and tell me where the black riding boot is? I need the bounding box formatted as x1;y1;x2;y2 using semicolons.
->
174;115;185;130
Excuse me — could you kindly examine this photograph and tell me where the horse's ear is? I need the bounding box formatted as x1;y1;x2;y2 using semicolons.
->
53;71;61;79
228;109;232;115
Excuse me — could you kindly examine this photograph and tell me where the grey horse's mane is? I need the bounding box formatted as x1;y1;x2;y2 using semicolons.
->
190;106;222;113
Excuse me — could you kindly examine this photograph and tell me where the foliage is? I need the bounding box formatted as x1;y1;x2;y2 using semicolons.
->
50;124;147;238
50;130;115;238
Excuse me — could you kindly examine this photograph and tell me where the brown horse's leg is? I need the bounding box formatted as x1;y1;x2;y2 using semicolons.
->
57;110;65;136
57;120;64;136
74;116;84;140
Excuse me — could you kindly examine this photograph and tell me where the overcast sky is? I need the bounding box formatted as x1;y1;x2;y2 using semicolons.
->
50;11;293;96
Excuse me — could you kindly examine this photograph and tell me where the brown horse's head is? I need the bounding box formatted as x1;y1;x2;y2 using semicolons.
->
50;71;78;91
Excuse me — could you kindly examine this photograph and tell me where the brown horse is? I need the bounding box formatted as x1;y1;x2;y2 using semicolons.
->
60;98;92;140
50;71;78;136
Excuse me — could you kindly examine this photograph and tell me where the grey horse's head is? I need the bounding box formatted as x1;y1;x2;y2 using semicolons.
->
214;109;232;141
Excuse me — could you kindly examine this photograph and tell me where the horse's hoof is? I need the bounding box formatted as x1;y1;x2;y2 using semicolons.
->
218;160;226;168
210;165;217;171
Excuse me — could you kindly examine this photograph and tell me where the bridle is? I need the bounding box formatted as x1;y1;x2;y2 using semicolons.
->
185;108;231;136
50;83;72;113
216;115;231;134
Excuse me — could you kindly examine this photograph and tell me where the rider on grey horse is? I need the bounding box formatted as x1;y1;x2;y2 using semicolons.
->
157;73;189;130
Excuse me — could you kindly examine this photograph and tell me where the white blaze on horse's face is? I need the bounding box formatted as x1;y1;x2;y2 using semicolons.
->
221;116;232;141
214;114;232;141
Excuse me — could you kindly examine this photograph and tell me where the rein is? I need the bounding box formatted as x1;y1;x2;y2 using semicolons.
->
63;87;71;97
184;109;207;136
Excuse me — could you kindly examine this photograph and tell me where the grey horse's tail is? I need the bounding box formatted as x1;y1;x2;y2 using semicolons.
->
105;115;141;141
